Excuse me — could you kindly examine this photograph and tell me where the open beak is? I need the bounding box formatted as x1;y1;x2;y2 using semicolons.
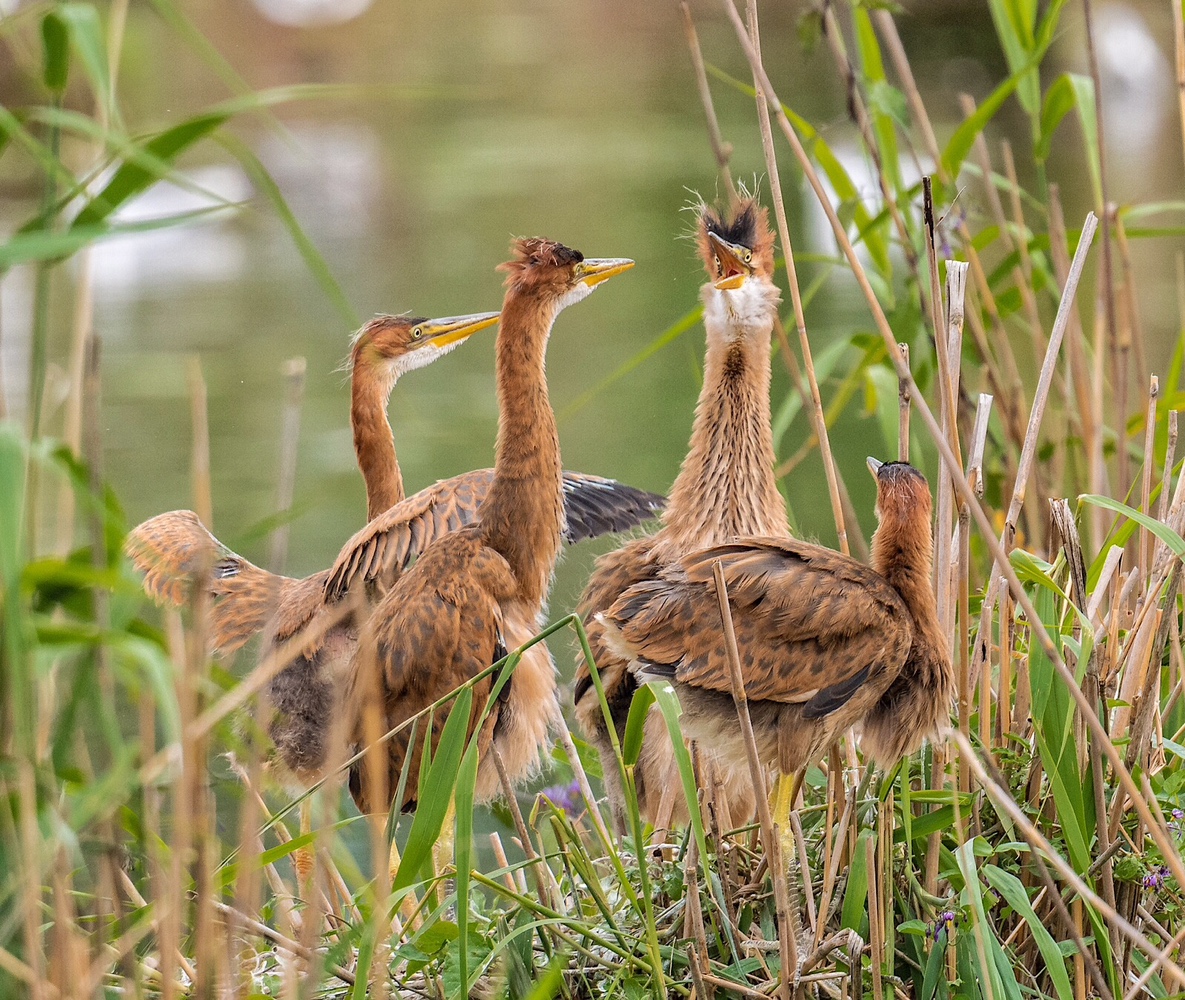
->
708;232;754;291
866;456;883;477
421;311;501;348
577;258;635;288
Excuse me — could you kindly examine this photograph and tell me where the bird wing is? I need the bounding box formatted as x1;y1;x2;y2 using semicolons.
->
573;535;660;708
348;528;518;812
606;537;912;716
325;470;664;601
125;510;311;654
561;473;665;543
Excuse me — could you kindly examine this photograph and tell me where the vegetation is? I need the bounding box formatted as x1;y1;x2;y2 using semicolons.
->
2;0;1185;997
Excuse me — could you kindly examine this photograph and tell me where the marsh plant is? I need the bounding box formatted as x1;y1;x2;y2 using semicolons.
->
2;0;1185;997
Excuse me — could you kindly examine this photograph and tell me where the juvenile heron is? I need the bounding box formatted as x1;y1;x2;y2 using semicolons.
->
573;198;788;829
344;239;636;827
603;460;952;804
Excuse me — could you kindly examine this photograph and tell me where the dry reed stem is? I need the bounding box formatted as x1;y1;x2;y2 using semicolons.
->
679;1;738;204
926;180;958;641
944;261;969;637
1049;185;1102;541
898;342;911;462
1141;375;1160;580
186;357;213;531
552;709;615;857
741;0;849;558
960;100;1044;374
719;15;1185;902
1115;212;1148;397
1001;140;1047;363
711;560;797;996
1162;411;1178;523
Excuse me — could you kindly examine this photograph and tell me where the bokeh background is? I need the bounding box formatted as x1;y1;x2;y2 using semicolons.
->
2;0;1182;662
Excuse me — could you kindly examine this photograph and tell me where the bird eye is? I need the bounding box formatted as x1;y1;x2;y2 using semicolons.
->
743;250;752;264
412;327;423;339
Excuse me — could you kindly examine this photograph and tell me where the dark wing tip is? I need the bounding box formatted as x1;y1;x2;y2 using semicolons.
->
802;663;872;720
561;473;666;544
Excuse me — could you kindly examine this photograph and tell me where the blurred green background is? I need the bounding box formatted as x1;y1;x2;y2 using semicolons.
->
2;0;1182;660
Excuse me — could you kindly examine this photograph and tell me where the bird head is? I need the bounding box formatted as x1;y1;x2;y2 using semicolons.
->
696;198;776;291
498;237;634;312
866;457;933;527
695;199;780;343
350;311;500;380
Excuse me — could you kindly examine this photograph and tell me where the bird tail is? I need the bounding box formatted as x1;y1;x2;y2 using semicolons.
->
125;510;290;654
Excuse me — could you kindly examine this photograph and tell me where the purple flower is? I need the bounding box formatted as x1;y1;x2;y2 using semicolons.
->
540;780;583;817
1170;809;1184;837
929;909;956;941
1143;866;1170;891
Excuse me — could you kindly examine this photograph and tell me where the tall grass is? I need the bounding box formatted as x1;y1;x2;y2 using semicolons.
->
3;0;1185;998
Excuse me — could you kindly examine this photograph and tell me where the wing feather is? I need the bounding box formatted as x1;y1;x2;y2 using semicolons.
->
325;469;665;601
607;537;912;712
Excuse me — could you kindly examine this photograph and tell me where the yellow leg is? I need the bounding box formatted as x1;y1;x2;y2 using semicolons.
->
771;770;803;863
294;797;316;886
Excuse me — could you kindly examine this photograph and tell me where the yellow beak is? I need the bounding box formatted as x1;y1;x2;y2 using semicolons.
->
708;231;754;291
421;311;501;348
577;258;636;287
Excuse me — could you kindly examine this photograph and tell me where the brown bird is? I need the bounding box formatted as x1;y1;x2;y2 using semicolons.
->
345;239;634;821
573;198;788;829
601;459;952;798
127;311;661;791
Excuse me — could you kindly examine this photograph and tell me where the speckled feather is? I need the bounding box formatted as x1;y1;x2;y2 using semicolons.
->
573;198;786;827
604;463;952;778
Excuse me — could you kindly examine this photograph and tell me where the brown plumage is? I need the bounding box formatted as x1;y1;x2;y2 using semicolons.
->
603;460;953;784
126;309;660;785
573;198;787;828
346;239;635;814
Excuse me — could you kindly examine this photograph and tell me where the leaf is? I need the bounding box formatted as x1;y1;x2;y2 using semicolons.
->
840;829;871;934
1037;74;1102;204
219;133;358;327
1;208;229;268
390;685;474;897
71;113;231;229
1079;494;1185;559
622;681;656;767
942;65;1026;181
41;11;70;92
54;4;113;119
983;865;1073;1000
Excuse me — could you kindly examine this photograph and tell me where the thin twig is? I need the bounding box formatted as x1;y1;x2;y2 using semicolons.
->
712;560;798;997
742;0;849;557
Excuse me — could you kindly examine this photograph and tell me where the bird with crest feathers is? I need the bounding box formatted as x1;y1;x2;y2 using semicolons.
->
574;196;789;832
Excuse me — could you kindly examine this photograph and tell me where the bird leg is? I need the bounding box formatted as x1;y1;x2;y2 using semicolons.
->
771;768;805;864
431;796;457;907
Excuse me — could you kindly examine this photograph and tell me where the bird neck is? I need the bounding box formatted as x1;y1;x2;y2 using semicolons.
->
351;364;404;522
659;318;787;554
478;290;564;607
871;513;937;626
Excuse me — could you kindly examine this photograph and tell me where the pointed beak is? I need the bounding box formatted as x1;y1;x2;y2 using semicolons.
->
708;232;754;291
866;456;883;477
420;311;501;348
576;258;635;288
